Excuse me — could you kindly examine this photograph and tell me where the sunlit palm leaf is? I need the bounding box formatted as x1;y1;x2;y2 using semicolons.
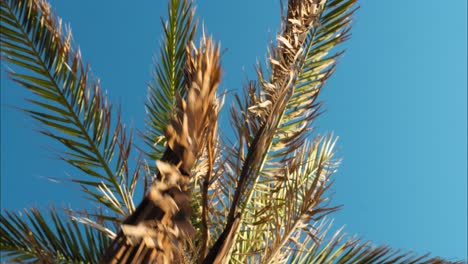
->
287;221;463;264
0;208;110;263
144;0;197;172
0;0;142;219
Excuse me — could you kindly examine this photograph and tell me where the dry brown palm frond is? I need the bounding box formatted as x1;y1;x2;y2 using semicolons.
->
3;0;465;263
203;1;330;262
202;0;359;262
101;36;222;264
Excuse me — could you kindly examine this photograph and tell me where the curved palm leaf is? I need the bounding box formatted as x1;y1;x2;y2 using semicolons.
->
0;207;111;263
0;0;142;219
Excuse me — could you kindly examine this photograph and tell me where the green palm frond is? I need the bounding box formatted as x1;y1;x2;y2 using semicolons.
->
0;208;111;263
0;0;142;219
144;0;197;172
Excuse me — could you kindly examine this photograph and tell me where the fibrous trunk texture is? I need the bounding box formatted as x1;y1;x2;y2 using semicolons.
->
102;37;221;264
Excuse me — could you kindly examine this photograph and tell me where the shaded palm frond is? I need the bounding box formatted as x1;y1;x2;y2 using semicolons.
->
0;0;142;219
102;36;222;264
0;207;111;263
144;0;197;172
189;135;236;260
193;107;223;261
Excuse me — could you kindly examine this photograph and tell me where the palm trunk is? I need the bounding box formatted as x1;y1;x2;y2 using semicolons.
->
101;38;221;264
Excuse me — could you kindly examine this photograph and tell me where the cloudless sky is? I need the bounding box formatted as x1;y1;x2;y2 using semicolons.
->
1;0;466;261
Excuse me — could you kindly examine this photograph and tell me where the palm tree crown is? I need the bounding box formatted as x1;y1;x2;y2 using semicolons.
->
0;0;464;263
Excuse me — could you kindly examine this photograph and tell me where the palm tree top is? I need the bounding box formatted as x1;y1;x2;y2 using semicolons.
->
0;0;465;263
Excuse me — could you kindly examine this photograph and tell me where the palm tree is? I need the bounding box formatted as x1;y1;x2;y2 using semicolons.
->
0;0;463;263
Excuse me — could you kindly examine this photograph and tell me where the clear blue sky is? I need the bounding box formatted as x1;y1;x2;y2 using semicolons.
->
1;0;466;260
